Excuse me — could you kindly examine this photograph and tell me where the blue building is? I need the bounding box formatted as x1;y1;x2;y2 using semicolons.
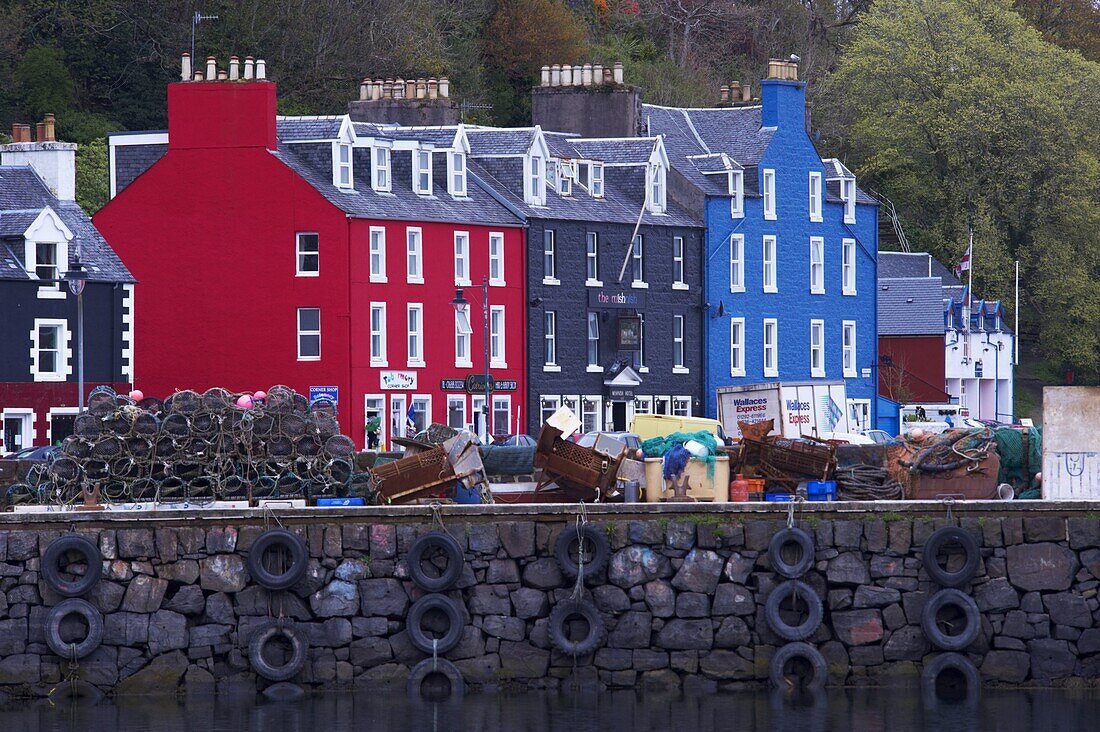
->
644;60;879;430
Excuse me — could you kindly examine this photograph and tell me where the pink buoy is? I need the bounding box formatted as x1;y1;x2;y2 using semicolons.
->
128;389;144;401
254;390;267;401
236;394;254;409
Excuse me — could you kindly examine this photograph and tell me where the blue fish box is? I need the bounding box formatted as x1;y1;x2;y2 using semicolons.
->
765;493;795;502
454;482;483;504
316;497;365;507
807;480;836;502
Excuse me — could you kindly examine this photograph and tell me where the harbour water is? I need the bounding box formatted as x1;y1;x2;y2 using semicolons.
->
2;687;1096;732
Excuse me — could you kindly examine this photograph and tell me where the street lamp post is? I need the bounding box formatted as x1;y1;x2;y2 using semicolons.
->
64;255;88;413
451;278;491;441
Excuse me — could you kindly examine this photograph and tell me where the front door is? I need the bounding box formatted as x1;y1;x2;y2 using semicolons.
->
611;401;628;432
3;415;30;452
50;413;75;445
389;394;407;451
364;396;385;451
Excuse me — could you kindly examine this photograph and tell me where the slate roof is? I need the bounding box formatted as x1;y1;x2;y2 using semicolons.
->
878;277;945;336
0;166;134;282
570;137;659;165
112;139;167;196
276;116;346;141
879;251;960;284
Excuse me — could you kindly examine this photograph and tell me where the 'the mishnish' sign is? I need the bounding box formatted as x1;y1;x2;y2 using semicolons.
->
588;289;647;310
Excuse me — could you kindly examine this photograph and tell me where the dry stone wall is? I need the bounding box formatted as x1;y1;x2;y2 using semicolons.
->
0;511;1098;697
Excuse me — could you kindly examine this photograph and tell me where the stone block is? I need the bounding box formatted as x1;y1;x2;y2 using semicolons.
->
887;521;911;555
1029;638;1076;680
1006;543;1078;592
743;521;775;551
665;522;695;550
882;625;929;660
499;522;536;558
522;558;564;590
157;560;200;585
483;615;526;641
335;559;370;582
974;578;1020;612
202;592;234;625
342;525;371;553
498;641;549;678
121;575;168;613
608;546;671;589
1069;518;1100;550
205;527;238;554
0;654;39;684
148;610;188;655
311;579;360;617
104;612;148;646
670;650;698;673
632;649;668;671
467;524;500;555
468;585;511;616
117;529;156;559
7;533;37;561
656;619;712;650
829;589;853;611
511;587;549;619
853;585;901;608
608;611;652;649
594;647;633;671
834;521;863;549
827;552;870;585
487;559;520;584
671;549;723;594
116;650;188;694
199;555;248;593
700;649;754;679
713;584;754;616
629;521;664;545
981;649;1029;682
832;609;884;646
1043;592;1092;628
870;556;905;578
675;592;710;618
454;654;501;683
644;580;675;618
592;584;630;613
883;604;907;631
87;580;125;614
369;524;397;559
349;637;392;668
189;623;231;647
723;553;754;585
358;579;409;618
1023;517;1065;543
714;616;750;648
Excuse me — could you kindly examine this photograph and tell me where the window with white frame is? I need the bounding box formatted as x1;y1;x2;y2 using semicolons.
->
297;308;320;360
810;237;824;294
540;396;561;425
672;397;690;417
590;162;604;197
34;241;60;293
370;303;387;365
763;169;776;220
449;151;467;196
447;395;467;430
763;319;778;378
730;318;745;376
454;232;470;285
493;395;511;437
843;321;857;377
634;396;653;415
729;234;744;292
372;146;391;191
586;232;600;284
648;164;667;213
843;178;856;223
471;395;487;441
410;395;431;433
558;160;573;195
407;304;424;366
543;229;557;283
730;170;744;217
489;232;505;286
295;233;318;276
842;238;856;295
406;228;423;283
810;320;825;377
334;143;352;188
369;227;386;282
31;319;68;381
490;306;506;367
655;396;671;415
455;310;472;367
544;311;557;368
581;396;601;433
763;235;777;293
587;313;600;368
673;315;686;371
631;234;645;285
415;149;432;195
673;236;686;288
528;155;544;204
809;172;823;222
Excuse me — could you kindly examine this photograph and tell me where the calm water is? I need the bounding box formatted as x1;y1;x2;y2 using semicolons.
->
3;687;1097;732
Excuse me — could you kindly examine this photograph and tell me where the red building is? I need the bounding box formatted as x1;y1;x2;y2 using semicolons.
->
95;57;526;448
877;277;950;403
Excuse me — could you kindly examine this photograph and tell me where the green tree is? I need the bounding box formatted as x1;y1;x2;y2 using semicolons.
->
818;0;1100;379
14;46;74;120
75;138;109;215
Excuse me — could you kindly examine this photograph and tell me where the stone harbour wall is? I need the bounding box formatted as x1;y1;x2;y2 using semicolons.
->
0;504;1099;696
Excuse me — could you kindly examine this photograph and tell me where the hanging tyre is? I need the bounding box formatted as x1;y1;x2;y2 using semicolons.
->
922;652;980;706
768;527;815;579
765;580;824;642
769;641;827;691
407;658;465;701
921;589;981;651
554;525;610;581
46;599;104;660
42;535;102;598
921;527;980;587
548;598;606;655
249;623;308;682
248;529;309;591
406;594;465;655
407;531;465;592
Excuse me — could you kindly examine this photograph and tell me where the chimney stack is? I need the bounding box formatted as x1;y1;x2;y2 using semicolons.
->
439;77;450;98
36;121;46;141
541;66;550;86
256;59;266;79
550;65;561;87
561;65;573;86
742;82;751;102
1;115;77;200
244;56;255;80
181;53;192;82
359;79;368;100
582;64;593;86
43;114;56;141
729;81;740;102
206;56;217;81
217;69;228;80
229;56;240;80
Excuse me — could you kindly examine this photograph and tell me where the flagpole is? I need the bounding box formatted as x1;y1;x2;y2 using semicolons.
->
1014;260;1019;365
967;228;974;326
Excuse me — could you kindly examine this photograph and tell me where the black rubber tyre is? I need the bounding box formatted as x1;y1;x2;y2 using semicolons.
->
46;598;104;660
406;593;465;655
921;589;981;651
765;580;824;642
922;527;980;587
554;525;611;581
407;658;466;701
548;598;606;655
768;528;815;579
922;653;980;706
261;682;306;701
47;679;105;705
42;535;102;597
248;529;309;591
249;623;308;682
769;641;828;691
407;531;465;592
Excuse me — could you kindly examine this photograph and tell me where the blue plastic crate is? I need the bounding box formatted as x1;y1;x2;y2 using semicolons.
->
316;497;366;507
765;493;795;502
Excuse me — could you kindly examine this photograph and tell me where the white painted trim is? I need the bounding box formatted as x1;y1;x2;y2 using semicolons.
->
763;169;776;220
729;233;745;293
364;394;387;449
332;141;354;190
448;151;468;197
810;236;825;294
842;320;857;378
369;226;387;283
121;284;135;384
30;318;71;382
370;302;388;366
762;235;777;293
295;232;320;277
729;317;746;377
763;318;779;378
809;171;823;222
406;227;424;284
296;308;321;361
406;303;424;367
108;132;168;200
454;309;472;368
586;365;603;373
371;146;392;193
413;147;433;196
1;408;37;452
842;238;857;296
454;231;471;286
488;232;505;286
810;319;826;378
490;305;507;369
46;407;79;445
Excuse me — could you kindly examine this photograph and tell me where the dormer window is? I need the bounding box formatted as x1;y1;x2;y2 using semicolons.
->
842;178;856;223
415;149;433;195
648;164;666;214
590;162;604;197
558;161;573;196
372;147;391;192
334;142;353;189
448;151;467;197
527;155;545;205
730;170;744;218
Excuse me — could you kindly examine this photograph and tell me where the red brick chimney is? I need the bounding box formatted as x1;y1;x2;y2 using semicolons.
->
168;54;277;151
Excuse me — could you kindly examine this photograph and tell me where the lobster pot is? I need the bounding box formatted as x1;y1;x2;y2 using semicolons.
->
149;462;168;481
268;435;294;459
91;435;124;460
87;386;118;417
253;476;278;498
188;475;218;500
238;462;260;483
312;414;339;440
74;414;104;438
126;436;154;459
264;385;296;413
154;435;178;458
348;473;375;500
158;476;187;499
309;398;337;419
137;396;165;414
279;412;308;436
172;461;204;480
130;411;160;436
191;411;219;437
109;457;141;480
131;478;158;501
291;392;309;414
324;435;355;460
252;412;276;437
276;472;304;496
6;484;36;506
326;458;353;485
165;389;202;414
84;460;109;481
260;460;286;479
48;456;83;485
102;480;128;502
295;435;322;457
222;474;246;497
161;413;191;439
236;435;265;460
202;387;233;412
61;437;92;459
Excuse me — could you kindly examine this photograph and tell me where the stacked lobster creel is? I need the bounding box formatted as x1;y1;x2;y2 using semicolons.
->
17;385;376;508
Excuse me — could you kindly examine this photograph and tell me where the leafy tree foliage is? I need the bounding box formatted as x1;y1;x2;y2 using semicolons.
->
75;138;108;214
